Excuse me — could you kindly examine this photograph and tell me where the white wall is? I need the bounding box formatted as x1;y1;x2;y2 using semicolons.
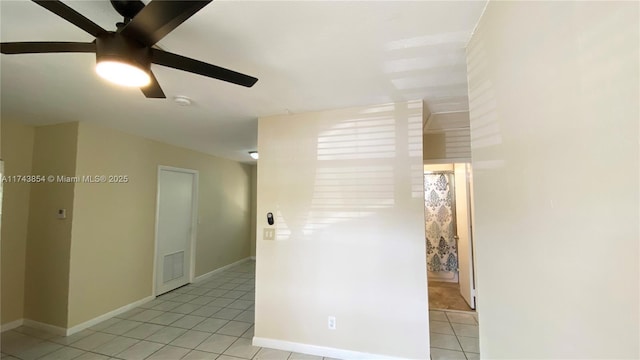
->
255;101;429;359
467;1;639;358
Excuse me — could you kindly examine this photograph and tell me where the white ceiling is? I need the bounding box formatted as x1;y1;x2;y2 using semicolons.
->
0;0;486;162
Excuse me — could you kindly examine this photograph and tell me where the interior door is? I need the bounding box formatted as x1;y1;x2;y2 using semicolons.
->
156;168;196;295
454;163;476;309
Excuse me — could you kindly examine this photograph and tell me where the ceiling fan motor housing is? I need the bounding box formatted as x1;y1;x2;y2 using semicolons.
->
96;33;151;71
110;0;145;21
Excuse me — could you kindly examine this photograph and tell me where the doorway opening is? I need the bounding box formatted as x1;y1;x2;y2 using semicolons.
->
424;163;476;311
425;163;479;357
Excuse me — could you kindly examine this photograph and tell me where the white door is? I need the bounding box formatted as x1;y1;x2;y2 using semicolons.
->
155;167;197;295
454;163;476;309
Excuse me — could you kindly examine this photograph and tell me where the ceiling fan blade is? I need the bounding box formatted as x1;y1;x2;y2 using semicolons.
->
141;71;166;99
151;49;258;88
1;41;96;54
119;0;212;46
32;0;107;38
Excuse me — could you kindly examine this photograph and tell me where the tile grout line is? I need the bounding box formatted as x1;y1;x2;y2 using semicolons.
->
4;265;258;360
427;309;479;358
448;309;478;360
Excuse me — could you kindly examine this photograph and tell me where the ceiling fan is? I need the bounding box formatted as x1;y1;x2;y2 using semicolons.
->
0;0;258;98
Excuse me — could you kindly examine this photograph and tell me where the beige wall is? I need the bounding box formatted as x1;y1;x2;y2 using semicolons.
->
24;122;78;328
255;101;429;358
68;122;155;327
423;133;447;160
467;1;639;358
423;112;471;163
250;165;257;257
1;120;34;325
68;122;252;327
149;132;252;278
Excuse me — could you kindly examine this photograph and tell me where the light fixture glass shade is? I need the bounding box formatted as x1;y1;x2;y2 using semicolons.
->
249;151;259;160
96;60;150;87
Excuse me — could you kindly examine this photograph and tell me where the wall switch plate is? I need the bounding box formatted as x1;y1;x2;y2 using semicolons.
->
57;209;66;219
263;228;275;240
328;316;336;330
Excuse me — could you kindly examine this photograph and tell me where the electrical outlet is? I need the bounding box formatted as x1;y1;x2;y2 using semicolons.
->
328;316;336;330
263;228;275;240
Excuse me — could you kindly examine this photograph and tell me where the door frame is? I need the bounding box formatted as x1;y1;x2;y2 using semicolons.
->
152;165;199;296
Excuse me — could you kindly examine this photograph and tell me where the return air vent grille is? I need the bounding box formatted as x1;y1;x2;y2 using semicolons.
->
163;251;184;283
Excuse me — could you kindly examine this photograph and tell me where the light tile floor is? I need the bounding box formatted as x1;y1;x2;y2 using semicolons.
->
1;261;479;360
429;310;479;360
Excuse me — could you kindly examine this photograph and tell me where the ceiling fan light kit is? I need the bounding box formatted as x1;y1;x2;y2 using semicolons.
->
95;34;151;87
96;60;150;87
0;0;258;99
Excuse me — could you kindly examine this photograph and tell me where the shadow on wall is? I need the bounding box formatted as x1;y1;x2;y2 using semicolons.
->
274;102;424;241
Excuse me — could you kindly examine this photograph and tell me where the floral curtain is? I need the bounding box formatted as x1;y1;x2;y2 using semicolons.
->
425;173;458;272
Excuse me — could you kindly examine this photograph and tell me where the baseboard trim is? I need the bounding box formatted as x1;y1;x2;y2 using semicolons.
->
252;337;414;360
1;319;24;332
3;258;251;337
65;295;155;336
194;257;251;283
23;319;66;336
1;294;155;336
